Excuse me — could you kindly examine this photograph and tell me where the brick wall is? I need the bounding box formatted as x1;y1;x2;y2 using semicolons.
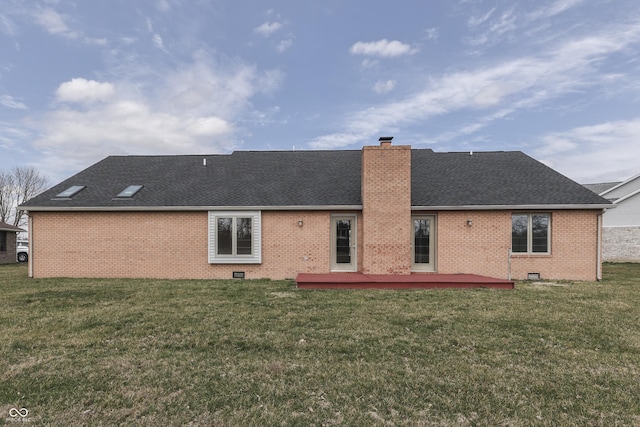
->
436;211;512;278
361;142;412;274
435;210;601;281
29;208;601;281
512;210;600;281
602;226;640;262
30;211;358;280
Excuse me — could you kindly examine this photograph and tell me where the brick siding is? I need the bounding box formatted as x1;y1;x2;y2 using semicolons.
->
436;210;600;281
361;143;412;274
602;226;640;262
30;211;358;280
30;208;600;281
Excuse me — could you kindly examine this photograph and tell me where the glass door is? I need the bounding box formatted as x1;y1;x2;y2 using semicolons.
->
412;215;436;272
331;215;357;271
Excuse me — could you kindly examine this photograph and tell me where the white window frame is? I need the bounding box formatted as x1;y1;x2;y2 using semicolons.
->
511;213;551;255
208;211;261;264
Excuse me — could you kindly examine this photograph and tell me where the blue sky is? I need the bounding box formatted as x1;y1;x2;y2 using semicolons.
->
1;0;640;186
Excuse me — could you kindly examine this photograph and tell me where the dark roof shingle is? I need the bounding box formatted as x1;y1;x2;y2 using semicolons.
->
411;150;609;206
22;148;610;209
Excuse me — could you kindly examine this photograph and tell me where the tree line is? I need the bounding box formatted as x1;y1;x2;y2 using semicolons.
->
0;166;49;228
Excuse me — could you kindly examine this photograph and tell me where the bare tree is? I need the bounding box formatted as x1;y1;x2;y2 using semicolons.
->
0;169;15;224
0;166;49;227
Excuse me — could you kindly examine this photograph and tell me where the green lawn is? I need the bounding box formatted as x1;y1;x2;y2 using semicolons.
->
1;263;639;426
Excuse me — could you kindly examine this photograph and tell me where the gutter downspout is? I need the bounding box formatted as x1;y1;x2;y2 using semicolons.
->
28;214;33;279
597;209;603;281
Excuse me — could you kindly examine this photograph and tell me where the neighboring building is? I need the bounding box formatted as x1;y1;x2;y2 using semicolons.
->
0;221;24;264
585;174;640;262
21;138;611;281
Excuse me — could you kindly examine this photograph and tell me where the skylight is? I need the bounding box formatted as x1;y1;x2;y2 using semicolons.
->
116;185;143;198
55;185;85;198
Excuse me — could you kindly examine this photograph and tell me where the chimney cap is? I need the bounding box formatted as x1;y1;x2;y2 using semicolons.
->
379;136;393;146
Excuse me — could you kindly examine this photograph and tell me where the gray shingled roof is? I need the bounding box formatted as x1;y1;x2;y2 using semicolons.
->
411;150;610;206
22;149;610;209
583;182;621;196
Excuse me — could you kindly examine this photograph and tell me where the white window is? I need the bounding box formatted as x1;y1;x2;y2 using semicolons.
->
208;211;261;264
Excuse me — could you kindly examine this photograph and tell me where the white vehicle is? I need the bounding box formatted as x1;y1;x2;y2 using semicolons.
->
17;240;28;263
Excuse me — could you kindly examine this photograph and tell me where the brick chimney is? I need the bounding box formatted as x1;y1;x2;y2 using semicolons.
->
379;136;393;147
361;137;412;274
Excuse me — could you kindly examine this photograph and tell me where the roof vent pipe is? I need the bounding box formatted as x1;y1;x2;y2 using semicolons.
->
203;158;207;166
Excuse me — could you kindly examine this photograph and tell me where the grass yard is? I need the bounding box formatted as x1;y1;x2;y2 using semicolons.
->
1;264;639;426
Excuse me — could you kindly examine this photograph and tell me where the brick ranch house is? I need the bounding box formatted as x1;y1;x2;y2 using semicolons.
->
21;138;611;282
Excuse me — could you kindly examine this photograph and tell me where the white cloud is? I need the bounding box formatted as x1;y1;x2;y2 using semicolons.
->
0;94;27;109
32;7;79;39
276;37;294;53
529;0;584;21
424;28;438;41
0;13;17;36
373;80;396;94
86;37;108;46
307;132;369;150
464;6;517;48
152;33;165;50
37;104;231;152
350;39;418;58
465;1;586;50
472;82;517;107
468;8;496;27
361;58;379;68
254;22;282;37
537;119;640;182
465;34;489;47
310;21;640;150
428;108;513;145
156;0;171;12
146;17;154;33
254;12;292;52
33;99;234;176
489;8;517;35
158;51;283;117
0;122;33;151
56;78;115;104
186;116;231;136
32;51;283;175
